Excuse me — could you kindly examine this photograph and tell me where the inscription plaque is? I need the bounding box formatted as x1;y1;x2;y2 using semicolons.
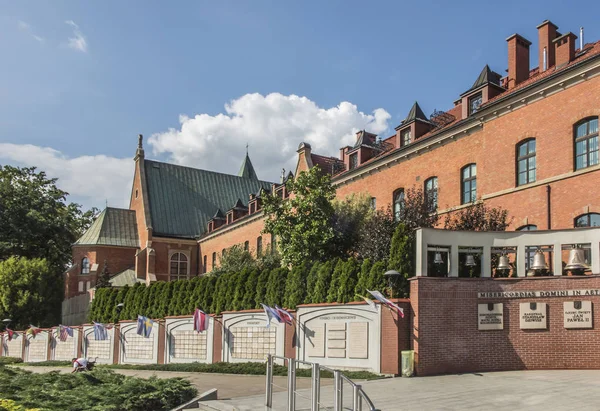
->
519;302;547;329
564;301;593;329
348;322;369;359
306;325;325;357
478;303;503;330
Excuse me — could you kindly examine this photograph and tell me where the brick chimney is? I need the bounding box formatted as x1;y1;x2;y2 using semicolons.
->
506;34;532;89
537;20;559;71
554;32;578;68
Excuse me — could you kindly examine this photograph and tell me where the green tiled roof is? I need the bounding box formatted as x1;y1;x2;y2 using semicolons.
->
144;160;273;238
238;153;258;180
75;208;139;248
109;268;144;287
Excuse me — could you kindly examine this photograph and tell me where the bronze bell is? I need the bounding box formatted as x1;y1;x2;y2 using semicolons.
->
531;249;549;271
465;254;477;267
497;254;511;271
565;247;590;271
434;252;444;265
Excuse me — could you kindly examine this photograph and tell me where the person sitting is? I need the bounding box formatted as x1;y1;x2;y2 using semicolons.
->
71;357;88;373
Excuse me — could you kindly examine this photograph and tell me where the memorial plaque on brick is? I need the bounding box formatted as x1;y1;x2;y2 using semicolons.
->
478;303;503;330
519;302;547;329
564;301;593;329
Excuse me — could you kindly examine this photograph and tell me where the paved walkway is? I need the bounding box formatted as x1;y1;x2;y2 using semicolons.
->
201;369;600;410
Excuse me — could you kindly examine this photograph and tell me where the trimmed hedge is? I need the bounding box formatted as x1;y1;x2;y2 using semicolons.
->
89;257;371;323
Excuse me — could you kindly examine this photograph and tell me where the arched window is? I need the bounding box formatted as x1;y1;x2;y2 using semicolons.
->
244;241;249;251
575;117;598;170
575;213;600;228
517;139;536;186
212;252;217;269
461;164;477;204
517;224;538;231
425;177;438;212
257;236;263;256
393;189;405;221
81;257;90;275
202;255;207;274
169;252;188;281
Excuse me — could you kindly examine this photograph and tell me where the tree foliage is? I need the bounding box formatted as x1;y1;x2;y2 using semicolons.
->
396;186;439;230
443;202;511;231
96;260;112;289
262;166;336;266
0;257;62;328
388;223;414;297
355;206;397;261
331;193;373;257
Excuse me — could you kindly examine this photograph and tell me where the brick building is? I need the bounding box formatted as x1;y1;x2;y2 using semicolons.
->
66;20;600;298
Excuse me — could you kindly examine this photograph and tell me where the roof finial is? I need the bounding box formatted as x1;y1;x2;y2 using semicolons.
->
105;199;108;208
135;134;145;161
280;168;286;183
246;142;249;155
138;134;143;149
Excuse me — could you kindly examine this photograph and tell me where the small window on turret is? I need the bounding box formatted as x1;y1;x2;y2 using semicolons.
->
468;92;483;116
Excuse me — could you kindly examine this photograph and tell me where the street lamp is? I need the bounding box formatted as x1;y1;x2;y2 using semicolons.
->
383;270;401;299
2;319;11;331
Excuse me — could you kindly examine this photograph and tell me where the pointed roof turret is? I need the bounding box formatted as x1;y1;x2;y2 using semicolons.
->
232;198;247;210
461;65;502;96
401;102;429;125
238;153;258;180
212;208;225;220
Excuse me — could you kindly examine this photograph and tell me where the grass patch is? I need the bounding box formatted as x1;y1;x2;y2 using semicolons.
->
0;364;197;411
0;357;23;365
16;361;70;367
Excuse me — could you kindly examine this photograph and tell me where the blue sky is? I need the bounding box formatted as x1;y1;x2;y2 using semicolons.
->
1;0;599;209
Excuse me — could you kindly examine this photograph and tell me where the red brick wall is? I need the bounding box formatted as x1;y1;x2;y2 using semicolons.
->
411;276;600;376
152;240;199;282
112;324;120;365
157;320;165;364
284;312;297;360
380;299;411;375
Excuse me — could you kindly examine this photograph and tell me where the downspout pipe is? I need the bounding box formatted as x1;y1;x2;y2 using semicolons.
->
546;185;552;229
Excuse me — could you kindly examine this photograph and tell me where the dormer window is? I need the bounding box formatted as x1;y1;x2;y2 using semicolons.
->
401;129;411;146
468;92;483;116
349;153;358;170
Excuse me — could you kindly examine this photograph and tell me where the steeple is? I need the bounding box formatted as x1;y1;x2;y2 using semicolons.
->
134;134;145;161
238;151;258;180
401;102;429;124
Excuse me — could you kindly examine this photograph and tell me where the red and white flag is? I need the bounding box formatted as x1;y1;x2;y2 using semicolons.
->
193;308;208;333
275;305;293;325
368;290;405;318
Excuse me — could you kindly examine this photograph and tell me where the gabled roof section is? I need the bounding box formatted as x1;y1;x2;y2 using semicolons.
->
353;130;378;149
232;198;247;210
109;268;145;287
144;159;273;238
75;208;139;248
461;65;503;96
237;153;259;180
213;208;225;219
401;102;429;125
311;153;345;175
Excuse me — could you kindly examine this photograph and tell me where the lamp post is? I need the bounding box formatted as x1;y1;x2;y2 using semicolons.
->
2;318;11;331
115;303;124;323
383;270;401;299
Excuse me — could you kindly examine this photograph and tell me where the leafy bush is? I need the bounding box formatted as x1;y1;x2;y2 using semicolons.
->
0;366;196;411
0;358;23;365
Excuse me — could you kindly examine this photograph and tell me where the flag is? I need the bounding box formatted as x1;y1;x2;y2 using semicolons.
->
260;304;282;328
6;329;16;341
193;308;208;333
58;325;73;342
93;322;109;341
356;294;377;311
275;305;293;325
367;290;405;318
136;315;154;338
26;325;41;338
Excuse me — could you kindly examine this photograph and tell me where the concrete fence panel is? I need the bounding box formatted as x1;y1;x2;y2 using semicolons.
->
119;321;160;365
82;324;114;364
165;316;214;364
50;327;80;361
2;334;24;359
25;331;50;362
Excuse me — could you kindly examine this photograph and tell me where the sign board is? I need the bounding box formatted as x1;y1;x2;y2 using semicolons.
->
564;301;593;329
520;302;547;329
479;289;600;299
478;303;503;330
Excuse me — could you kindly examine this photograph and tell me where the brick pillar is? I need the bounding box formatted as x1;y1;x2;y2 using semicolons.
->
506;34;531;89
554;32;578;68
113;324;120;364
77;326;83;358
157;320;166;364
212;316;223;363
537;20;558;71
284;312;297;360
380;299;411;375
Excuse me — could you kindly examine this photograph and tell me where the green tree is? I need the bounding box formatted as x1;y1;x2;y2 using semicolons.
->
337;258;359;303
265;268;289;307
241;268;259;310
232;268;250;311
0;257;62;328
284;262;310;309
331;193;373;257
366;261;387;293
443;202;511;231
326;259;344;303
96;260;112;289
262;166;336;266
354;258;372;299
388;223;415;297
311;261;333;304
254;267;271;307
214;244;256;275
356;206;397;261
304;262;321;304
396;186;439;230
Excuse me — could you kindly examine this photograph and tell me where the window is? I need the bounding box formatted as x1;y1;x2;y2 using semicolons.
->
212;252;216;269
86;281;91;291
81;257;90;275
244;241;249;251
461;164;477;204
222;248;226;256
575;117;599;170
349;153;358;170
517;139;536;186
78;281;84;292
468;92;483;116
401;129;411;146
393;189;405;220
518;225;537;270
135;189;139;199
575;213;600;228
370;197;377;210
203;255;207;274
517;224;538;231
257;236;263;256
169;252;188;281
250;202;256;214
425;177;438;212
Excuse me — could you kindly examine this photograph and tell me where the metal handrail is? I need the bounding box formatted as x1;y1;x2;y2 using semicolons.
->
265;354;379;411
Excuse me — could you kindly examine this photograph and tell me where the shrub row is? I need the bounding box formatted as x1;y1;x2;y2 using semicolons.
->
89;257;392;323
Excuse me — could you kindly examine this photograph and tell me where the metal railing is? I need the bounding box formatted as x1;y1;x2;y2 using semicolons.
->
265;354;380;411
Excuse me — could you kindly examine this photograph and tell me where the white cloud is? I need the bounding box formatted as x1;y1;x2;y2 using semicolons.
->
65;20;87;53
17;20;45;43
0;144;132;210
149;93;391;182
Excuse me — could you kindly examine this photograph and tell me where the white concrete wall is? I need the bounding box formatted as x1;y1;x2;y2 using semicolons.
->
2;335;23;359
165;317;214;364
119;321;159;364
50;328;80;361
222;312;284;363
296;304;381;373
416;227;600;277
25;332;49;362
82;325;114;364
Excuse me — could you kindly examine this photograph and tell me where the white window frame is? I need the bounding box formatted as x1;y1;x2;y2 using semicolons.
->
168;250;190;281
